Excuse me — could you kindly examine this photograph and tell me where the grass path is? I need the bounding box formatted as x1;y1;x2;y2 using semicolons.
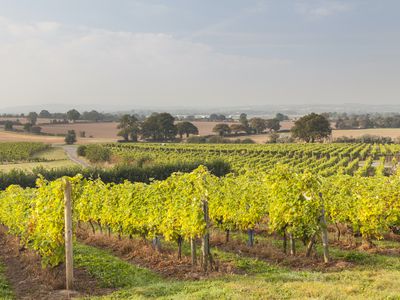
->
74;238;400;300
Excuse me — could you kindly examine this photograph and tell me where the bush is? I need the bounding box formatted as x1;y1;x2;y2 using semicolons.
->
84;144;112;163
65;130;77;145
240;138;255;144
77;145;87;157
187;136;207;143
187;135;255;144
30;126;42;134
4;121;13;131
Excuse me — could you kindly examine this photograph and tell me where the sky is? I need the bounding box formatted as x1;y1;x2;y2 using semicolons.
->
0;0;399;110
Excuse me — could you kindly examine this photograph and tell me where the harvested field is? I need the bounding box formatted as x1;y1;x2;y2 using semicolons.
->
40;122;120;140
332;128;400;139
0;131;64;144
0;130;115;144
39;121;239;138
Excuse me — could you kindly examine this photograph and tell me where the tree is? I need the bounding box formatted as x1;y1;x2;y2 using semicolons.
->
82;110;103;122
212;123;231;136
230;123;247;135
4;121;13;131
117;114;140;142
239;113;251;133
209;114;226;122
23;123;32;132
141;112;177;141
141;113;161;140
66;109;81;123
268;132;280;143
176;122;199;138
39;110;51;118
157;113;177;140
291;113;332;142
65;130;77;145
265;118;281;132
30;126;42;134
27;112;38;125
275;113;289;121
249;118;266;134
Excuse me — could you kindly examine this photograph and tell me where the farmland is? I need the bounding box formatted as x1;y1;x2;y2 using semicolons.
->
0;141;400;299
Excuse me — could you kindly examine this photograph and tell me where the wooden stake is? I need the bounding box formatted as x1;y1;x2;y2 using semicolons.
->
201;199;210;272
190;238;197;266
289;233;296;256
319;193;330;263
63;178;73;290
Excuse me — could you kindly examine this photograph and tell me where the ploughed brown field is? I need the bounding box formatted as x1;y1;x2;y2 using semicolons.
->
39;121;240;138
38;120;295;138
0;130;119;144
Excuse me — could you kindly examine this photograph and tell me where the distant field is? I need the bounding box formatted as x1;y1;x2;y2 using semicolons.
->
229;128;400;144
39;121;239;138
0;129;116;144
3;120;400;144
39;122;120;139
332;128;400;139
0;117;59;124
0;130;64;143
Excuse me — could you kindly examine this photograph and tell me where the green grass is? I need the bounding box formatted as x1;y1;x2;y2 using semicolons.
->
32;147;69;161
74;238;400;300
0;159;77;172
0;263;12;300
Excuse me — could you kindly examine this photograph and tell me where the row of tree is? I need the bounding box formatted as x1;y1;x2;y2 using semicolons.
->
18;109;118;126
212;113;281;136
117;113;199;142
333;113;400;129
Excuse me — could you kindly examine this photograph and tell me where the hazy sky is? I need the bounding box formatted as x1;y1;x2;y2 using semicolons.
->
0;0;399;110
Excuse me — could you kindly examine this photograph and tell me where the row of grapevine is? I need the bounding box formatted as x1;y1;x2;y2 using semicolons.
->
0;142;49;163
105;142;400;176
1;165;400;268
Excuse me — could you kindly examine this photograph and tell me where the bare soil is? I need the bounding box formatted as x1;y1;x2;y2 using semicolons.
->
211;232;354;272
0;226;112;300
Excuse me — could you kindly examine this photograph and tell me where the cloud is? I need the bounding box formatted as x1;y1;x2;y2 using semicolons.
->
0;17;290;107
296;1;353;18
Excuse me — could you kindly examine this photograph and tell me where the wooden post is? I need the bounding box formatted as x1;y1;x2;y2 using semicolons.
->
63;178;73;290
289;233;295;256
190;238;197;266
201;199;210;272
225;230;230;243
283;230;287;254
319;193;330;263
152;236;161;252
305;234;316;257
247;229;254;247
177;236;183;260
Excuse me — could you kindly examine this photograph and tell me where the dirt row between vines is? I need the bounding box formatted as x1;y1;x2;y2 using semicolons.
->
77;228;360;277
77;228;238;280
0;226;112;300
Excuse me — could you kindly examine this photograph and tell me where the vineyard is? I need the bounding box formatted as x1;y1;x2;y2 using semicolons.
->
0;142;49;163
1;142;400;299
107;143;400;176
